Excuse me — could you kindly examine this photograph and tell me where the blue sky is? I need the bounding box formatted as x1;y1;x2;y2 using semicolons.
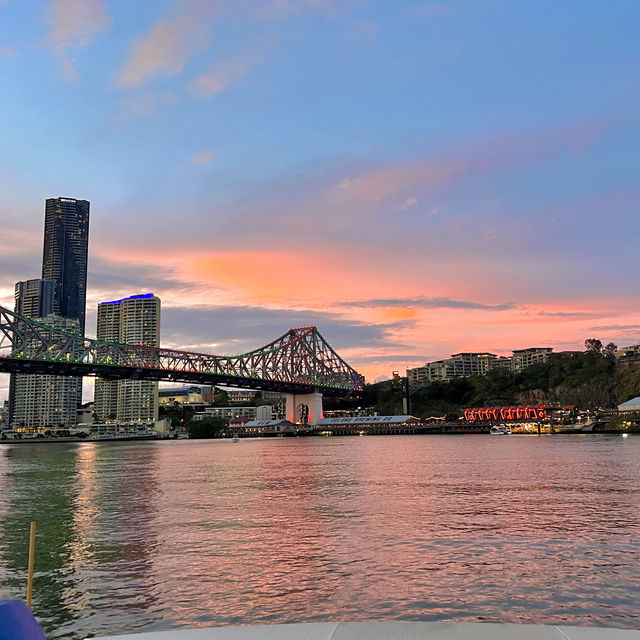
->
0;0;639;399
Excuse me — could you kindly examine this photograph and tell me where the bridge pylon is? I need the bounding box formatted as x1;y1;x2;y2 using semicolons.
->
286;392;323;426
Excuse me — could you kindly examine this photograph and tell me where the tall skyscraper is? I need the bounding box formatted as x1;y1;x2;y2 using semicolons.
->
42;197;90;333
9;196;89;430
94;294;161;424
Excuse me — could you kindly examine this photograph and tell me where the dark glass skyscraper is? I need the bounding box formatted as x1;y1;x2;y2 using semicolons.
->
42;197;90;333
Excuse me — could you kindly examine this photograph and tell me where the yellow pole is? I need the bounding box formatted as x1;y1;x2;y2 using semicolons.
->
26;521;36;607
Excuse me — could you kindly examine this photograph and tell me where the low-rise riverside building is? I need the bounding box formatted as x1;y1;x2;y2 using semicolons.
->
227;389;259;404
193;406;257;421
159;385;215;407
87;419;171;439
193;405;274;423
618;397;640;412
241;419;297;435
616;345;640;370
316;415;421;435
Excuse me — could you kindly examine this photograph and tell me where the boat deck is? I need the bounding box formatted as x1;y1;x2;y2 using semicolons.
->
93;621;640;640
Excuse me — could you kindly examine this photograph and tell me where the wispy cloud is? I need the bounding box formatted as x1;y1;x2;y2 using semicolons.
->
538;311;602;318
189;51;264;98
254;0;362;19
590;324;640;332
0;45;14;56
191;150;215;165
116;1;217;88
46;0;110;80
413;3;452;17
399;196;418;210
119;91;178;120
337;297;516;311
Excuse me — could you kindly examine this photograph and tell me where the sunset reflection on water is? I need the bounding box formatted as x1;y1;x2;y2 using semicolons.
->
0;435;639;639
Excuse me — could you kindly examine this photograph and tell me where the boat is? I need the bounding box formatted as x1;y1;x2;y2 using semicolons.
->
490;425;511;435
232;433;240;443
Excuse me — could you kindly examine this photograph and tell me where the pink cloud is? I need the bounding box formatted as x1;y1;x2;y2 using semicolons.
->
46;0;110;80
116;1;217;88
191;150;215;165
30;233;631;381
189;52;264;98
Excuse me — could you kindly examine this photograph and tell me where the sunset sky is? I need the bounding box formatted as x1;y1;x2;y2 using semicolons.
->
0;0;639;402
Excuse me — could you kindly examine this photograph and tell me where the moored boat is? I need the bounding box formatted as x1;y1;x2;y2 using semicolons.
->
490;425;511;435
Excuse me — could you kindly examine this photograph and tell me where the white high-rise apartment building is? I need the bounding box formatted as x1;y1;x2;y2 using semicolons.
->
511;347;553;372
407;346;553;385
94;293;161;423
11;314;82;429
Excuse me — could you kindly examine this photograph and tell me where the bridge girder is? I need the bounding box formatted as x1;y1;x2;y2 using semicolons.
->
0;306;365;396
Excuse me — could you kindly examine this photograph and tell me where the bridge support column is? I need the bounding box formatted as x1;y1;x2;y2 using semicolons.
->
285;392;323;426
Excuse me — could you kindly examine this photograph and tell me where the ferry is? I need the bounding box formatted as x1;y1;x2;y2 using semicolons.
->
490;425;511;435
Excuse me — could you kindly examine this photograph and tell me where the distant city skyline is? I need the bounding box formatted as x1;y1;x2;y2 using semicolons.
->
1;1;639;405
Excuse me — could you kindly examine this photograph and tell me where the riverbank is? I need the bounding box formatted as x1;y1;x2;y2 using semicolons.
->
0;434;167;444
0;426;636;444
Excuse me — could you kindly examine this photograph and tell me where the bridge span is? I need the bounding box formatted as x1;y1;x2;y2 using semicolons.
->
0;306;364;423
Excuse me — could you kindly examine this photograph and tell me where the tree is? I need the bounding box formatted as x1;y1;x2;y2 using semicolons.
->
213;387;229;405
584;338;603;353
187;417;226;439
160;404;197;426
603;342;618;358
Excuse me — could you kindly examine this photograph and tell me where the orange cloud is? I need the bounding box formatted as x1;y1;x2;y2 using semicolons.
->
65;239;640;381
379;308;417;321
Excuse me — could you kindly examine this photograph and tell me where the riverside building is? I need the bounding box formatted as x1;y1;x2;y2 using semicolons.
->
407;347;552;385
9;279;84;429
511;347;553;372
11;314;82;429
14;279;55;318
94;293;161;423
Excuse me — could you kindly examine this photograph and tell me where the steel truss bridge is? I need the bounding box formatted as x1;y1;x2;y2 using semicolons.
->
0;306;364;396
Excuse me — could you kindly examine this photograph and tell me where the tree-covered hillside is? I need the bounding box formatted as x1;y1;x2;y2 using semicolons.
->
328;348;640;418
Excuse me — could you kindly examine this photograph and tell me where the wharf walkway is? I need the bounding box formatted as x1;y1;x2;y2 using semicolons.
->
94;621;640;640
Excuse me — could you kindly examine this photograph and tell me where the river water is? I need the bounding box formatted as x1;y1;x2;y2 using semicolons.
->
0;435;639;638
